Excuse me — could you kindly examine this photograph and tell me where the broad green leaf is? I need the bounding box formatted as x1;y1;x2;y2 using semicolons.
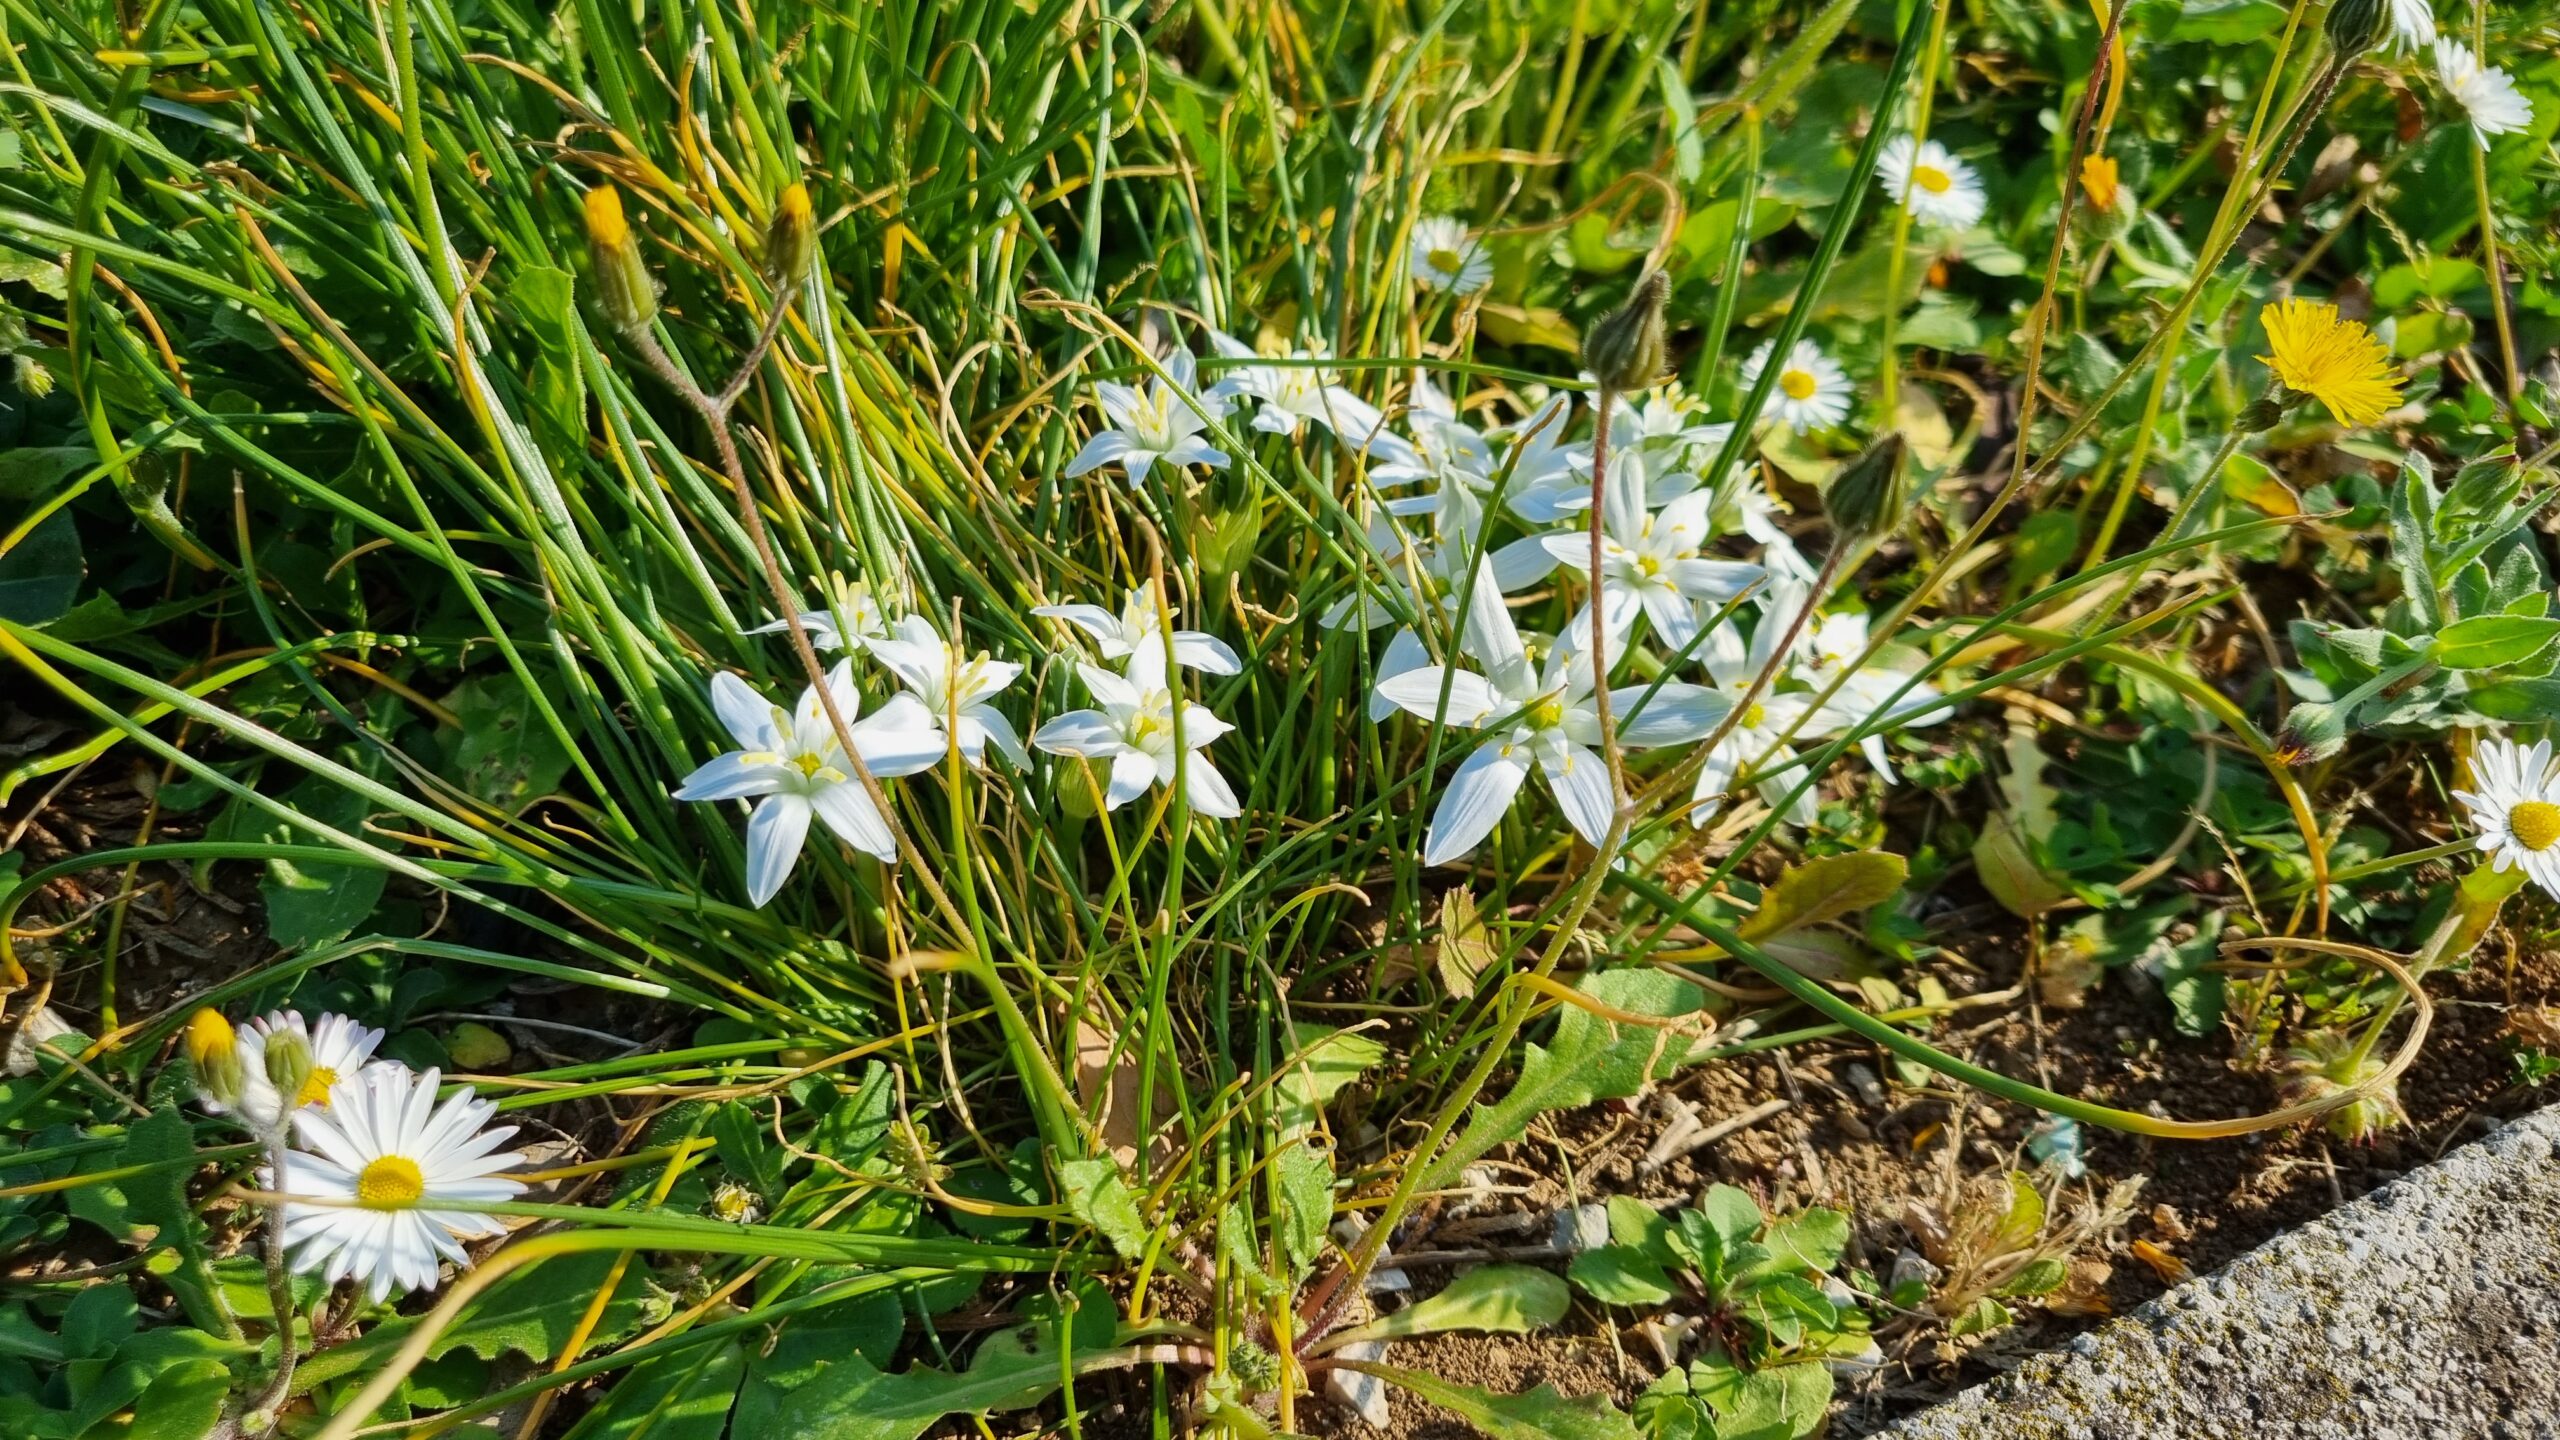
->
1743;1207;1849;1280
1349;1362;1641;1440
1605;1194;1676;1265
1736;852;1907;942
0;510;81;624
445;671;576;810
1436;887;1498;999
764;1331;1130;1440
1993;1173;2046;1253
0;447;95;500
292;1250;656;1392
1426;971;1709;1190
561;1339;746;1440
1276;1023;1386;1134
1947;1295;2015;1337
1998;1257;2070;1296
118;1357;231;1440
1271;1140;1335;1275
2435;615;2560;670
256;773;387;948
1059;1157;1149;1260
1568;1247;1675;1307
123;1106;233;1335
1345;1265;1569;1343
729;1292;904;1436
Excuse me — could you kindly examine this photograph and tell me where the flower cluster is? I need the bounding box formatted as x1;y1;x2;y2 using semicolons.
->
189;1009;523;1300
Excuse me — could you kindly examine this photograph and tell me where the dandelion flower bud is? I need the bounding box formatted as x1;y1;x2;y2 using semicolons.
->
186;1009;245;1111
765;181;816;287
1581;270;1670;394
1821;431;1910;543
2322;0;2387;60
583;185;658;336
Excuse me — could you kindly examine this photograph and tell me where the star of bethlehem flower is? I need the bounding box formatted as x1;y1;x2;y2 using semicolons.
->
1691;586;1856;828
1034;583;1243;677
1370;375;1500;531
1792;602;1953;782
1371;564;1729;865
671;664;945;906
748;571;892;653
2258;299;2402;427
1206;329;1389;448
1406;215;1492;295
1494;393;1596;525
863;614;1031;769
1065;347;1231;488
1610;381;1735;469
1031;648;1242;817
271;1063;523;1301
2454;737;2560;901
2432;40;2532;147
1741;339;1853;434
1878;135;1988;230
1540;446;1766;650
1319;507;1557;634
2386;0;2435;50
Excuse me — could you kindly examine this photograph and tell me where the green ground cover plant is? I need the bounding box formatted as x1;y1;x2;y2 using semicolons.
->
0;0;2554;1434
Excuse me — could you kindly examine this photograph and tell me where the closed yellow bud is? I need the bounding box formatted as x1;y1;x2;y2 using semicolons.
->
765;181;816;287
186;1009;244;1110
584;185;658;335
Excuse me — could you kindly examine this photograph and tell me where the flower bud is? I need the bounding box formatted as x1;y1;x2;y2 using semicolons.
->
2238;384;2298;434
185;1009;244;1111
584;185;658;335
2072;154;2138;246
1195;498;1263;579
2321;0;2386;59
261;1024;316;1111
1821;431;1910;542
2270;698;2346;765
2280;1031;2404;1144
1581;270;1670;394
764;181;816;288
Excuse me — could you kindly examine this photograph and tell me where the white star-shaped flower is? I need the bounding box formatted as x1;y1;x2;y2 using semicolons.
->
1066;347;1231;488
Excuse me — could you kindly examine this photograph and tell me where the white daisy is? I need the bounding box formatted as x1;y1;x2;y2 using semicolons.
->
1034;583;1243;677
1371;563;1729;864
2386;0;2435;50
1031;651;1243;817
228;1011;386;1129
1878;135;1988;230
748;573;892;654
1206;329;1390;449
1741;340;1853;434
2433;40;2533;148
861;614;1031;770
1406;215;1492;295
670;664;946;906
1065;347;1231;488
272;1064;524;1301
2453;737;2560;900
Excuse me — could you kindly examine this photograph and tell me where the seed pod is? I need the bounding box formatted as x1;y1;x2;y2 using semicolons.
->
186;1009;244;1110
1821;431;1910;542
261;1025;316;1109
1581;270;1670;394
584;185;658;335
765;181;816;287
2322;0;2386;60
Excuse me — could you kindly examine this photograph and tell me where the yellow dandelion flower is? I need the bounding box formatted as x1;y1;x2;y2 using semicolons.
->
2079;154;2120;213
2258;299;2401;427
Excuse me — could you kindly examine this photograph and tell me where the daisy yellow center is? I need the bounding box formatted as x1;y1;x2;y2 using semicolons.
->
1779;369;1818;401
294;1065;339;1109
1426;246;1464;274
2512;801;2560;853
356;1155;425;1209
1911;164;1953;195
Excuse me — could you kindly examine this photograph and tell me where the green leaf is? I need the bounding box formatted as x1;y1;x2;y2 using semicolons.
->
1568;1247;1676;1307
764;1329;1122;1440
118;1357;231;1440
292;1250;656;1393
561;1338;745;1440
1737;852;1906;942
513;265;590;478
123;1106;233;1336
1348;1362;1641;1440
1335;1265;1569;1345
0;510;82;624
2435;615;2560;670
1271;1140;1335;1275
1058;1158;1149;1260
1947;1295;2015;1337
1275;1024;1386;1134
1426;971;1709;1190
1742;1207;1849;1280
0;447;96;500
1998;1257;2070;1297
255;773;387;949
1605;1195;1677;1265
445;672;576;810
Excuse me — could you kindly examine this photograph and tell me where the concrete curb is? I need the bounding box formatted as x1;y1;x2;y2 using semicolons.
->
1879;1106;2560;1440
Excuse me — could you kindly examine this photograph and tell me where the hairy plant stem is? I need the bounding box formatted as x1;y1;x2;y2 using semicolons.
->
232;1126;298;1439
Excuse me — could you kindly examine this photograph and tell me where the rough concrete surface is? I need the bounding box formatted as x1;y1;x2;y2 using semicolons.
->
1881;1106;2560;1440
